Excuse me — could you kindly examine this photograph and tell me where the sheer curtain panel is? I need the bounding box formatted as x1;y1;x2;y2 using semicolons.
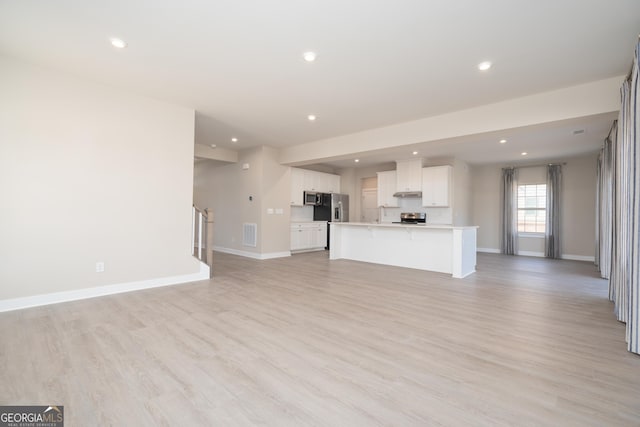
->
607;39;639;354
596;124;615;280
500;168;518;255
545;165;562;258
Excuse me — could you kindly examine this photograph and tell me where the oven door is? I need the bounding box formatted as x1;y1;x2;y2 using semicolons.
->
304;191;320;205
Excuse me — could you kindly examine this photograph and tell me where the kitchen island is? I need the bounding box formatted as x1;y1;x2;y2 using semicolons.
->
329;222;478;278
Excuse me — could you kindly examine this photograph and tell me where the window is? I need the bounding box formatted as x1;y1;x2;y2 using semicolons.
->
517;184;546;233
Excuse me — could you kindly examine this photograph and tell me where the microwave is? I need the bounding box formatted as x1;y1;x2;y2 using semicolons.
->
304;191;321;206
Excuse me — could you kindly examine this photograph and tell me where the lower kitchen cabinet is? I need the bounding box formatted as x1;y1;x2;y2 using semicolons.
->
291;222;327;252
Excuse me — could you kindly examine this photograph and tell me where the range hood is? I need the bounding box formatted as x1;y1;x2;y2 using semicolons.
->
392;191;422;198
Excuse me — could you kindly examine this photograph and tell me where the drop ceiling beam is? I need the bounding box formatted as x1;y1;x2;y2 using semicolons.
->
278;76;622;166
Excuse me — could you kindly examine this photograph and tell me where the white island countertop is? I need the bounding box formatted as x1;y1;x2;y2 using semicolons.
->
329;222;478;278
334;222;478;230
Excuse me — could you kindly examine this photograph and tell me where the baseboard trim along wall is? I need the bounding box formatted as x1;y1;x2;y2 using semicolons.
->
0;262;210;313
518;250;545;258
561;254;596;262
212;246;291;260
477;247;501;254
477;247;594;262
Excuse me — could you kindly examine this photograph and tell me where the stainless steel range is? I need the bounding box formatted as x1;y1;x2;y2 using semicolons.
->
392;212;426;224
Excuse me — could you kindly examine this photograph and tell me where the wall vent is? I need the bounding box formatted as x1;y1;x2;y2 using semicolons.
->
243;223;257;247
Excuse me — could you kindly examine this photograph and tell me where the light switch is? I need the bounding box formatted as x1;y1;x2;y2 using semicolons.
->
267;208;274;214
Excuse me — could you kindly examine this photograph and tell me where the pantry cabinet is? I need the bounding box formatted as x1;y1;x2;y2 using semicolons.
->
290;168;305;206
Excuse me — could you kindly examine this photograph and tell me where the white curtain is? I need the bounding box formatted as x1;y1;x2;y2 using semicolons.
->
606;39;639;354
545;165;562;258
596;124;615;280
500;168;518;255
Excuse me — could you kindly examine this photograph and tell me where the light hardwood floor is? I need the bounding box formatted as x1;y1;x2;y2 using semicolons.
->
1;252;639;426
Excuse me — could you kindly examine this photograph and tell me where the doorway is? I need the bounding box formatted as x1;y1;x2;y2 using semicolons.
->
361;177;378;223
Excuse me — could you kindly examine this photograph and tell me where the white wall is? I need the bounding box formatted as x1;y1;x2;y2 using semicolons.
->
0;55;200;301
452;159;472;226
471;152;598;259
561;154;598;258
260;146;292;254
193;146;291;258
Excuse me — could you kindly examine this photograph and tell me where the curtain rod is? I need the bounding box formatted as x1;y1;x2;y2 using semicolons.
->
504;162;567;170
624;35;639;82
607;119;618;141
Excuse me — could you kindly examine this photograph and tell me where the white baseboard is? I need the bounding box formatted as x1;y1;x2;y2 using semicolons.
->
518;250;545;258
212;246;291;260
261;251;292;260
561;254;596;262
291;247;326;254
517;251;595;262
457;269;476;279
0;261;210;313
477;247;500;254
476;247;594;262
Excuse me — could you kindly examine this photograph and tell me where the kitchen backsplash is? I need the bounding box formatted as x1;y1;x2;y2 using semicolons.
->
379;198;453;224
291;205;314;222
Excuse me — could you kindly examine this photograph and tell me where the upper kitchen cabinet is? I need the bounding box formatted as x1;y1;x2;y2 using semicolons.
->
377;171;399;207
290;167;341;206
327;174;341;193
309;170;341;193
290;168;305;206
421;165;452;207
303;169;321;192
395;159;423;192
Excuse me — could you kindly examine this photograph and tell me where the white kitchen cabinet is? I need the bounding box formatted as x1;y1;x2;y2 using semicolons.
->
422;165;452;207
291;167;341;198
396;159;423;192
290;222;327;252
290;167;305;206
310;170;341;193
290;224;311;251
377;171;398;207
311;222;328;248
303;169;321;192
327;174;341;193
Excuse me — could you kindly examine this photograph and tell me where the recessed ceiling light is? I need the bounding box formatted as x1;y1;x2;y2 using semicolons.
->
354;159;360;163
210;144;217;149
231;137;238;142
521;152;528;156
307;114;316;121
110;38;127;49
412;151;418;155
499;139;507;144
303;51;317;62
478;61;492;71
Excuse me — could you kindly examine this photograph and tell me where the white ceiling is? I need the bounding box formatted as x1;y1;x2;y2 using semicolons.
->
1;1;638;166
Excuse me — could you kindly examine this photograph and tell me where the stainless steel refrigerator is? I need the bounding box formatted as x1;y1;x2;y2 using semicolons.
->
313;193;349;249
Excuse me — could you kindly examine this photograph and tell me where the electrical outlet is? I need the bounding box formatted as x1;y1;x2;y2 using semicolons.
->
95;262;105;273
